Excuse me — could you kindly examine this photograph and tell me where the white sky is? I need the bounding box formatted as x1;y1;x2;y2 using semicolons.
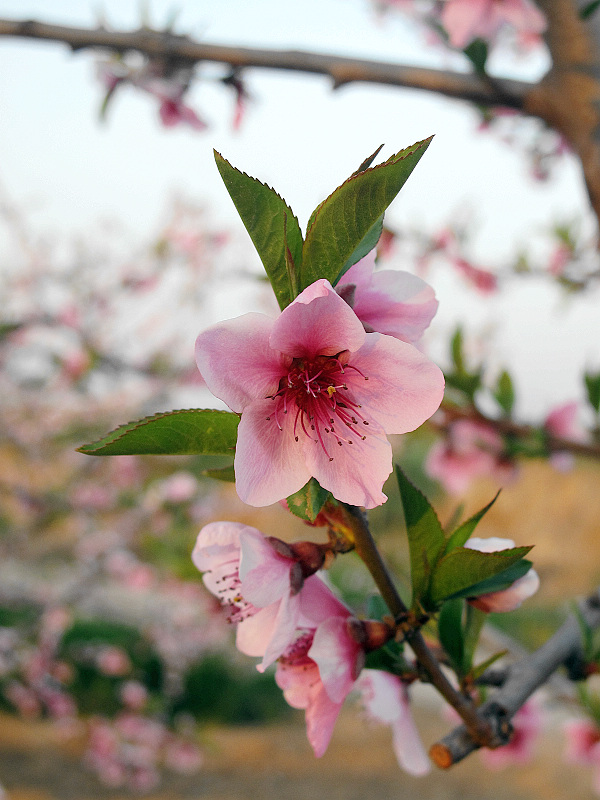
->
1;0;599;418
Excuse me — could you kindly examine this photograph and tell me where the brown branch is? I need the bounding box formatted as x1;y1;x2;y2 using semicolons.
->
430;586;600;768
437;400;600;461
344;504;494;747
0;17;531;108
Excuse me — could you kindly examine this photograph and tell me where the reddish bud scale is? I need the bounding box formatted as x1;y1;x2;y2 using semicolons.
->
346;618;395;651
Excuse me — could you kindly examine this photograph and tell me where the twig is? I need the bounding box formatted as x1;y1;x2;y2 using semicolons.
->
0;18;531;108
430;586;600;768
345;504;494;747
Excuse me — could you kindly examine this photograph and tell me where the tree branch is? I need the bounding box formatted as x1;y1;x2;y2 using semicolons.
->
430;586;600;768
0;17;531;108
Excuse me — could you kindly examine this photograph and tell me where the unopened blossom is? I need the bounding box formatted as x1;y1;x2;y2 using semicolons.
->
196;279;444;508
192;521;330;669
335;251;438;343
440;0;546;50
357;669;430;775
465;536;540;612
426;418;515;495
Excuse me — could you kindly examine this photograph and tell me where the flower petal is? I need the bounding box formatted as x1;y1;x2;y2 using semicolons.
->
270;279;365;358
305;682;344;758
195;312;288;412
346;333;444;434
239;530;292;607
234;398;312;506
302;418;392;508
309;616;362;704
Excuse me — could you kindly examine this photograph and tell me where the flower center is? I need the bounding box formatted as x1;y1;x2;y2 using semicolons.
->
266;352;370;460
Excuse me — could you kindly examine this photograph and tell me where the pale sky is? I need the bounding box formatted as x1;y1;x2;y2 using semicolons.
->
1;0;599;418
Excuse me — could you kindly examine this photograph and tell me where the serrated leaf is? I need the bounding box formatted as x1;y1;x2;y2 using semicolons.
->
585;372;600;414
77;409;239;456
429;548;532;606
438;597;465;673
214;151;303;309
352;144;385;177
202;464;235;482
494;370;515;416
300;137;433;291
444;491;501;555
286;478;331;522
395;465;445;608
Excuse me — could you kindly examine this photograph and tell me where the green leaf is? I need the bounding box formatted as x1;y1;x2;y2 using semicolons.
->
286;478;331;522
203;464;236;482
444;491;501;555
450;327;465;374
395;465;445;608
438;598;465;673
455;559;533;600
580;0;600;19
494;370;515;416
300;137;433;291
470;650;508;681
77;409;239;456
351;144;385;176
429;548;532;606
463;38;488;76
585;372;600;414
214;151;303;309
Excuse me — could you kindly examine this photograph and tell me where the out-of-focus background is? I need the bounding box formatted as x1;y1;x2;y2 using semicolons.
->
2;0;600;797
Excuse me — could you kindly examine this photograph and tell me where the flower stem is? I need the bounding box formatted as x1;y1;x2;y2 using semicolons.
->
343;504;493;748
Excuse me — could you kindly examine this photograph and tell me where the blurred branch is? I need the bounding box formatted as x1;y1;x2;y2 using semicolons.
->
430;586;600;768
435;399;600;461
0;17;531;108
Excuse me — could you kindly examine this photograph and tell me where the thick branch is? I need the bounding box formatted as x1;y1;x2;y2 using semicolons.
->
430;587;600;768
0;17;531;108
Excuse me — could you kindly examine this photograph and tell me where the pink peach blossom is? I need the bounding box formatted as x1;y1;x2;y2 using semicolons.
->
192;521;333;669
440;0;546;50
357;669;430;775
336;251;439;343
465;536;539;612
426;419;515;495
275;604;366;758
195;279;444;508
563;715;600;794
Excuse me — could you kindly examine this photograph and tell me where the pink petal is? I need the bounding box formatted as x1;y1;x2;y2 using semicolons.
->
234;398;312;506
353;270;438;343
391;698;431;776
305;682;344;758
302;417;393;508
236;603;280;657
500;0;547;33
191;521;244;572
299;576;351;626
339;251;376;290
195;312;288;412
346;333;445;434
441;0;490;47
309;616;362;704
239;531;292;607
270;279;366;358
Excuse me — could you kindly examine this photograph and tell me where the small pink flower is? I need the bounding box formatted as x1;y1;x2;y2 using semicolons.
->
96;646;132;677
195;279;444;508
481;701;542;768
192;521;329;669
563;716;600;793
544;401;584;472
453;258;498;293
357;669;430;775
426;419;514;495
465;536;540;612
336;251;439;344
440;0;546;49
